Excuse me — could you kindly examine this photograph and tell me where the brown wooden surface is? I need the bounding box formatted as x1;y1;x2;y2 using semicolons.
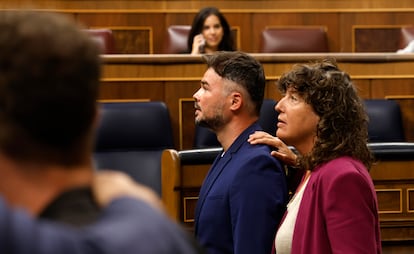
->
353;26;402;52
161;149;181;221
101;53;414;149
75;10;414;53
5;0;414;9
2;6;414;53
370;160;414;238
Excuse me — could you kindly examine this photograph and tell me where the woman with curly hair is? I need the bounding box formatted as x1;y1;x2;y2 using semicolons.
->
187;7;235;55
248;58;381;254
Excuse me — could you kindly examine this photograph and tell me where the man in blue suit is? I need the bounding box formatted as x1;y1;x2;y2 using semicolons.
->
193;51;288;254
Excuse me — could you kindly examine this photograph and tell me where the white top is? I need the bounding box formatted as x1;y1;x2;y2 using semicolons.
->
275;176;310;254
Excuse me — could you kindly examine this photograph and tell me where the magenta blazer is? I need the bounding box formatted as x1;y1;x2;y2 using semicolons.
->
288;156;382;254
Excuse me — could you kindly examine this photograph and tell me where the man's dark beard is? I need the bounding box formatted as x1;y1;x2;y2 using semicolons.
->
195;115;224;132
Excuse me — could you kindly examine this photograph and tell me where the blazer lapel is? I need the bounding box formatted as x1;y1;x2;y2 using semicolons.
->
195;153;231;226
194;122;262;232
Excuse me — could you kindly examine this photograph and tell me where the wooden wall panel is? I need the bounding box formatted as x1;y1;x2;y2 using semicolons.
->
111;27;152;54
5;0;414;10
75;10;414;54
73;10;414;54
370;79;414;98
370;161;414;242
264;79;280;101
220;13;251;51
99;81;165;101
353;26;402;52
74;10;414;54
179;99;197;149
164;81;200;149
76;13;165;53
165;12;194;26
340;12;414;52
376;189;401;213
4;8;414;53
251;12;340;53
353;79;371;99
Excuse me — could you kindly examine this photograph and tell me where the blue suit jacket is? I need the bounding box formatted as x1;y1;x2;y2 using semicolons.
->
0;197;203;254
195;123;288;254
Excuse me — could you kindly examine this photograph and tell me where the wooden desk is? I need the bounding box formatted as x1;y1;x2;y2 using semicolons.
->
101;53;414;149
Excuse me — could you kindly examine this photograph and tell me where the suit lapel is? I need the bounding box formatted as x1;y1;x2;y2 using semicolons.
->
195;152;231;229
194;122;261;233
198;153;231;203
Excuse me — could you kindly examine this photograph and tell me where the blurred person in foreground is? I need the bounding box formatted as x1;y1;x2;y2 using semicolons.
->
0;10;203;254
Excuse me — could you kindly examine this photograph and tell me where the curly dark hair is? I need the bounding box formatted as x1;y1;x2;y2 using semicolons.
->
187;7;235;53
277;58;373;170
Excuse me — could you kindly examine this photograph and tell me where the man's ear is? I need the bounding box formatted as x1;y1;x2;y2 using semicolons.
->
230;92;242;110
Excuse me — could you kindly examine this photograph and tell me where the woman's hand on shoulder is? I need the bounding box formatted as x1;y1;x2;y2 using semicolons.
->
248;131;297;166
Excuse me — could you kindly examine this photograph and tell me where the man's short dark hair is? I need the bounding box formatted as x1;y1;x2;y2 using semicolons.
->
203;51;265;115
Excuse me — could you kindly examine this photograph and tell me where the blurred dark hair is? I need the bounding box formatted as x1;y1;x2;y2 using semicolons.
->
0;11;101;166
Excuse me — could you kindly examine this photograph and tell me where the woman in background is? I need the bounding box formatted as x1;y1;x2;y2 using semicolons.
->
188;7;235;55
248;58;381;254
